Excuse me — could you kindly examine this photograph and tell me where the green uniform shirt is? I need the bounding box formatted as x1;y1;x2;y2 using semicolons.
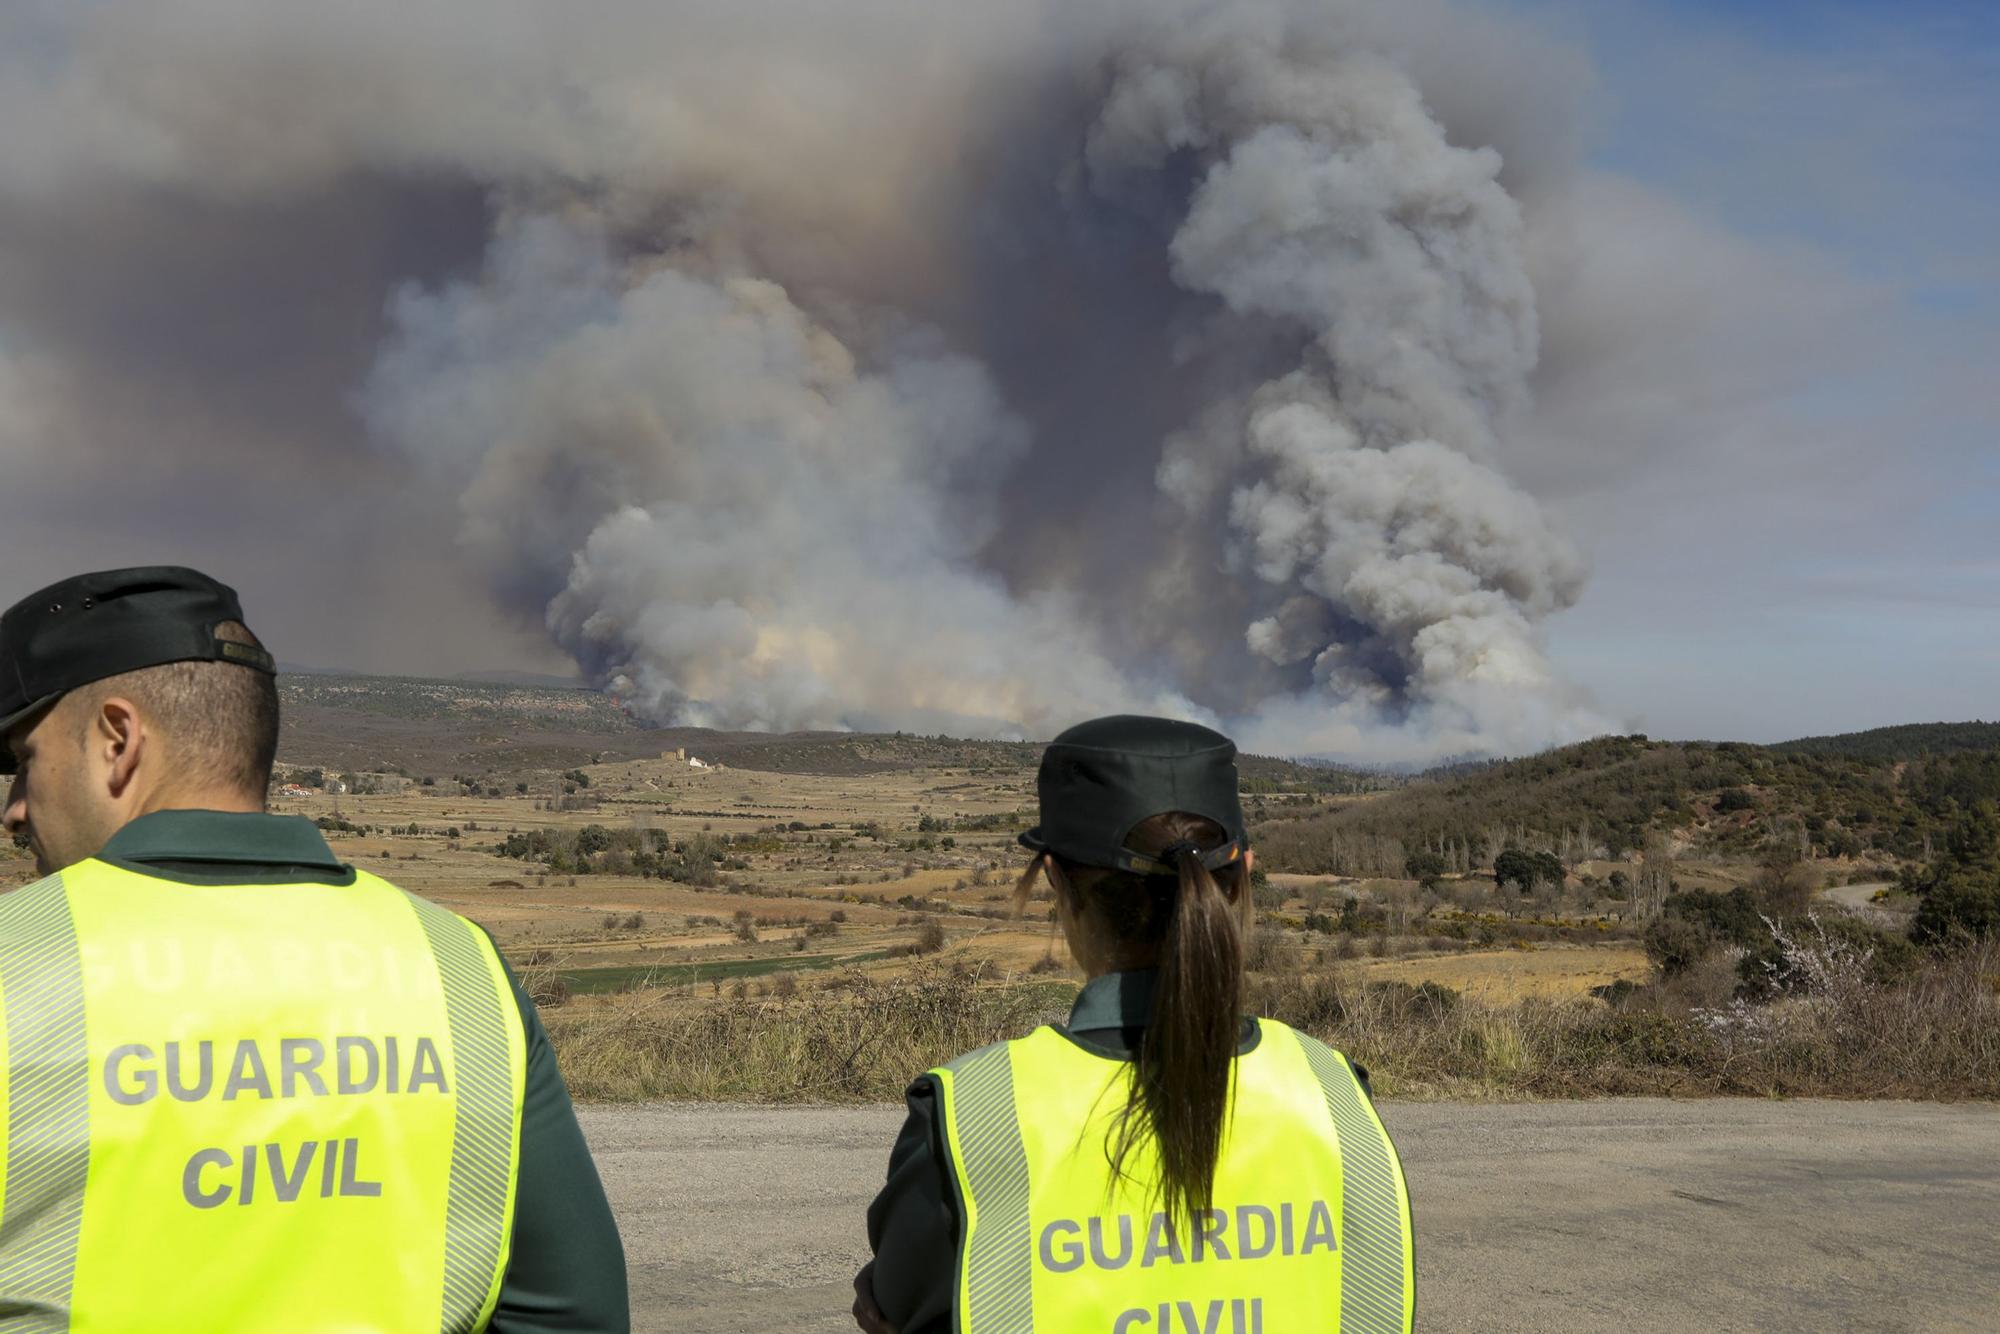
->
92;810;629;1333
862;970;1372;1333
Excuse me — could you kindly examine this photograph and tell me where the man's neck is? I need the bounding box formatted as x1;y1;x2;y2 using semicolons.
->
130;790;266;820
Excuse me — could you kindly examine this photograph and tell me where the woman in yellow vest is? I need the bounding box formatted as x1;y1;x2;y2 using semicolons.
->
854;714;1413;1334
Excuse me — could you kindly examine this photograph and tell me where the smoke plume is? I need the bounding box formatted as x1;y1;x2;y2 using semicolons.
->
0;0;1623;756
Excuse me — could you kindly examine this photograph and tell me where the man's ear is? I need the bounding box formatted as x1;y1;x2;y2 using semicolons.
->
94;697;147;799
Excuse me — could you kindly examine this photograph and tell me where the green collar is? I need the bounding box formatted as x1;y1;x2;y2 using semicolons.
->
97;809;348;872
1066;969;1158;1035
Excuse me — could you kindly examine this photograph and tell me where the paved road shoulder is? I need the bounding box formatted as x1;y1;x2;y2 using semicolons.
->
580;1099;2000;1333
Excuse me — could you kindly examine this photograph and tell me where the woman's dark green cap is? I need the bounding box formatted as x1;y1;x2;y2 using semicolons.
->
0;566;273;774
1019;714;1248;876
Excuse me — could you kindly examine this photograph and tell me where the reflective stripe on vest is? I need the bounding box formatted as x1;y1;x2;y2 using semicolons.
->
0;861;527;1332
932;1019;1414;1334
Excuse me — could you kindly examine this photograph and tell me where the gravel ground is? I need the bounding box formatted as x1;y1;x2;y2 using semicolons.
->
578;1098;2000;1333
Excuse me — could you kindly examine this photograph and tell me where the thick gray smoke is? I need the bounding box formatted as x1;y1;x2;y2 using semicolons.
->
0;0;1620;756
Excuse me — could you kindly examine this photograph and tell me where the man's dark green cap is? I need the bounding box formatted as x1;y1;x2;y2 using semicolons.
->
0;567;274;774
1019;714;1248;876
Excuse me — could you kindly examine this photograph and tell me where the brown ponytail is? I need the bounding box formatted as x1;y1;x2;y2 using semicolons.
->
1027;812;1251;1233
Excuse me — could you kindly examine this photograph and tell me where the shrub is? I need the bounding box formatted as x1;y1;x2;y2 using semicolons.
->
1243;925;1290;973
1664;888;1764;950
1913;873;2000;948
1737;911;1919;998
545;962;1071;1101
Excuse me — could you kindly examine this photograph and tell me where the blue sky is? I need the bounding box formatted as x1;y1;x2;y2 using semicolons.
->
1508;0;1999;741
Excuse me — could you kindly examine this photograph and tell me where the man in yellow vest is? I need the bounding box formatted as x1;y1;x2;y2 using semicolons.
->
0;566;628;1331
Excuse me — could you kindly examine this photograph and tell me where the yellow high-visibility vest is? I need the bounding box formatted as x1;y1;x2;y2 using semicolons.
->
0;858;527;1332
931;1019;1413;1334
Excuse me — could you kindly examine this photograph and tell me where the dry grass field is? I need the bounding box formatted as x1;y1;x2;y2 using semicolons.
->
264;751;1063;995
1349;943;1651;1000
244;753;1663;1014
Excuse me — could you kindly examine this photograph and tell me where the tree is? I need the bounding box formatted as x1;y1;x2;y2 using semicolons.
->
1943;802;1999;871
1494;848;1563;894
1493;848;1538;892
1752;855;1817;917
1403;851;1447;888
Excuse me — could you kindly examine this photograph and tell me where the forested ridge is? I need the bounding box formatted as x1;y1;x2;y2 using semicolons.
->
1767;721;2000;761
1255;728;2000;877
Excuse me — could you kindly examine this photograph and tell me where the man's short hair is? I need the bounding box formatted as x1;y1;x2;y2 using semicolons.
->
66;621;280;797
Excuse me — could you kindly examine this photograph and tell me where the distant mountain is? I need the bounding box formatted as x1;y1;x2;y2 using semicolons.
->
1769;722;2000;761
453;669;591;690
276;661;366;677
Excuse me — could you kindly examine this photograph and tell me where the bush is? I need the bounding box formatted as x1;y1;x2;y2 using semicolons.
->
1913;873;2000;948
544;962;1071;1101
1663;888;1764;950
1370;979;1460;1020
1738;911;1919;997
1243;925;1290;973
1642;915;1718;977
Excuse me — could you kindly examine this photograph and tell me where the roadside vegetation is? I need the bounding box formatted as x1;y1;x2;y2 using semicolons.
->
239;676;2000;1104
541;909;1997;1103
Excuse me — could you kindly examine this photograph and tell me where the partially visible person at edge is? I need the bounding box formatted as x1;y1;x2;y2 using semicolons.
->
0;566;628;1332
852;714;1414;1334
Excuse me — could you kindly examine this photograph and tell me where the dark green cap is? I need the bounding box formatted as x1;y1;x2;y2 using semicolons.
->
1019;714;1248;876
0;566;274;774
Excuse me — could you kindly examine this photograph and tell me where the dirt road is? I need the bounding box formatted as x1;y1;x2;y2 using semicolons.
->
1821;881;1894;912
580;1099;1998;1332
